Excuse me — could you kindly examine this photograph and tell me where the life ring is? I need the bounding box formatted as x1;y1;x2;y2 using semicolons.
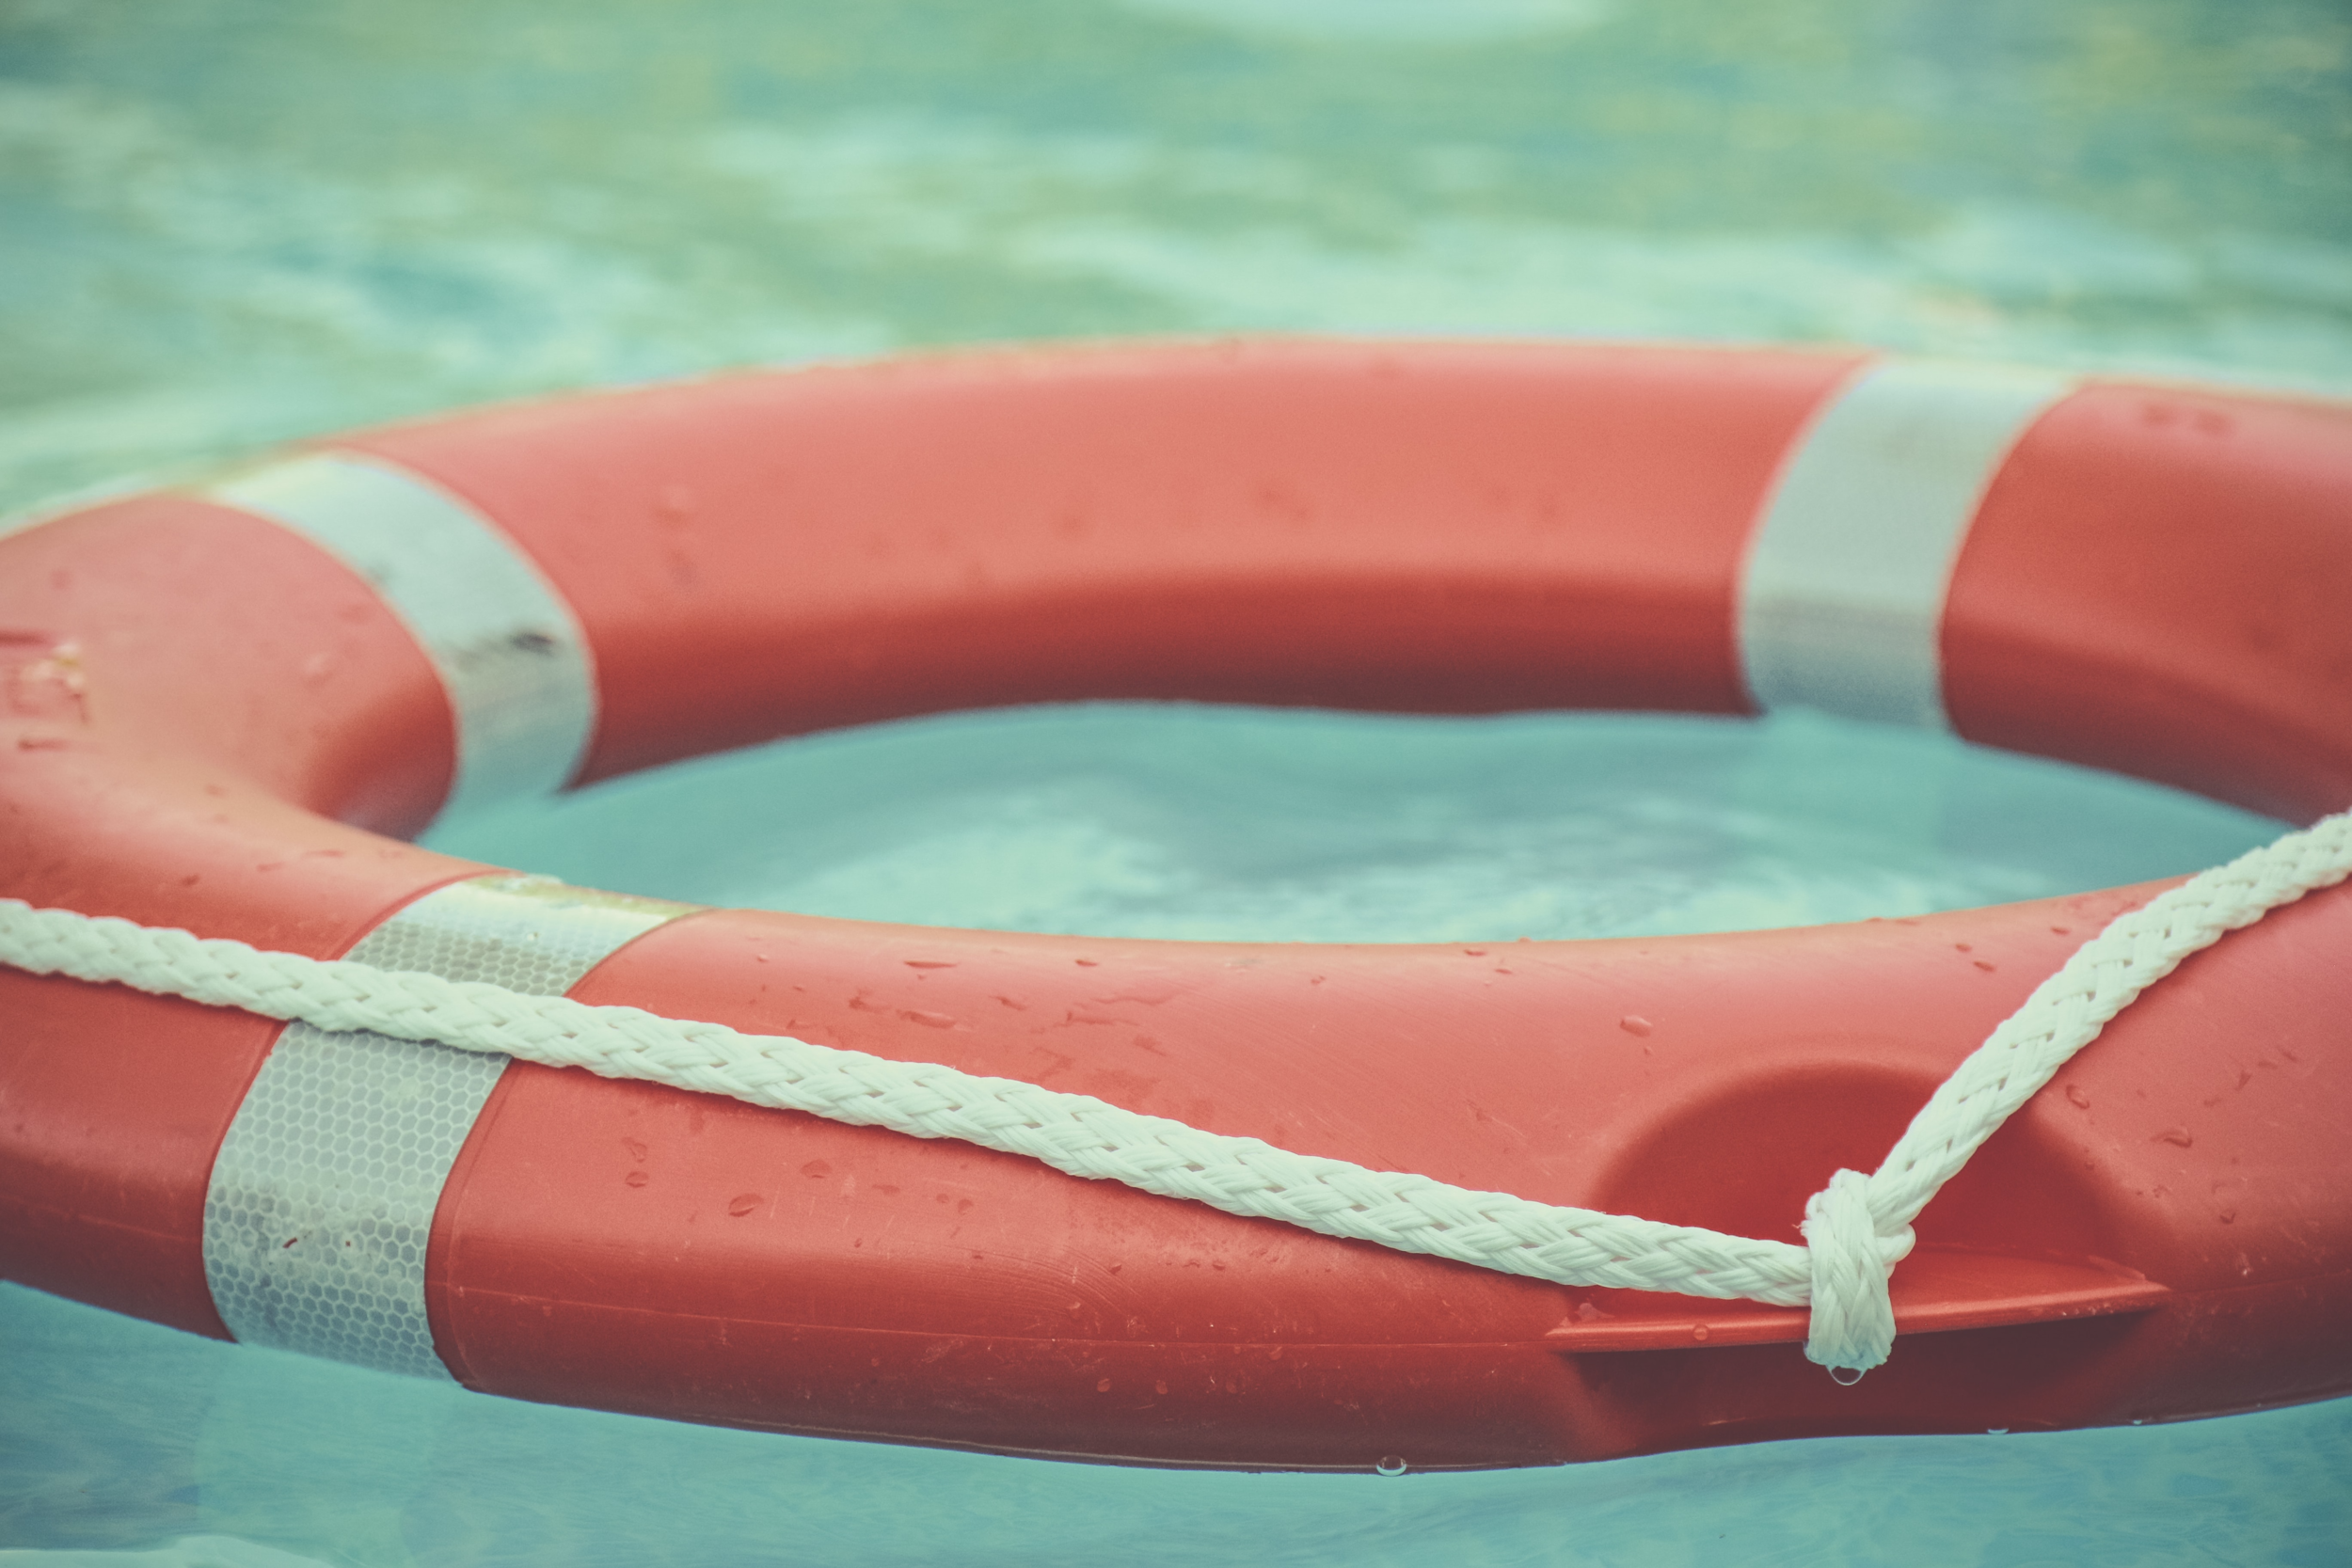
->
2;340;2347;1472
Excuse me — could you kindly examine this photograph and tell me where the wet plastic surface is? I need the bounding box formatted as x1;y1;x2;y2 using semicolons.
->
5;344;2349;1468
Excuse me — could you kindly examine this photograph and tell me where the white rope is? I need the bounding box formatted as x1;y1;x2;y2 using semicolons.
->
3;808;2346;1377
1796;804;2352;1370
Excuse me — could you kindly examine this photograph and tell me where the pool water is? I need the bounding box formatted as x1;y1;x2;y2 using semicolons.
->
3;0;2348;516
422;705;2281;944
5;0;2350;1561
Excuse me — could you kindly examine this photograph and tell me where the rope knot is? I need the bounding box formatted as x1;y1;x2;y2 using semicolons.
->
1802;1167;1914;1382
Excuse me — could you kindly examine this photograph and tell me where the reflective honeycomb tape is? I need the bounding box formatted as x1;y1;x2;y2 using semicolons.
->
201;874;697;1380
1738;358;2075;729
207;452;598;822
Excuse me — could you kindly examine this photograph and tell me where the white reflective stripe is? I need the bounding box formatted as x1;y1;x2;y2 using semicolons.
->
1739;359;2076;729
207;452;597;819
201;874;697;1380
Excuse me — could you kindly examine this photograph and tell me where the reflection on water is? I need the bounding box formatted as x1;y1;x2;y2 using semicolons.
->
7;1278;2346;1568
423;706;2280;942
1114;0;1618;45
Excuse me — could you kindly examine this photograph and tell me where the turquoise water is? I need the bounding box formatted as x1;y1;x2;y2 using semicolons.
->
423;705;2281;943
3;0;2349;515
4;1261;2346;1568
6;0;2351;1561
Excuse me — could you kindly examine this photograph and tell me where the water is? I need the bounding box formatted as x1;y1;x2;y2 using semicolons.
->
2;0;2348;514
423;705;2280;943
5;0;2351;1561
6;1265;2346;1568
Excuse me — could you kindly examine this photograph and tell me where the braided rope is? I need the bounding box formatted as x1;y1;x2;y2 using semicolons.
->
3;807;2345;1376
1796;805;2352;1369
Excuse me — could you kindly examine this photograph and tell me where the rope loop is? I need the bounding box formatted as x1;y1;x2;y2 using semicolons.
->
1801;1168;1915;1375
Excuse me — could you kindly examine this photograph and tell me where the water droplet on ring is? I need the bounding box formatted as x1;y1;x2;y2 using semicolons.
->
1830;1365;1865;1386
1375;1455;1408;1477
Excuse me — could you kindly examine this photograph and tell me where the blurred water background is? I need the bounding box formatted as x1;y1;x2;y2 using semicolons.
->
5;0;2350;515
4;1;2349;1563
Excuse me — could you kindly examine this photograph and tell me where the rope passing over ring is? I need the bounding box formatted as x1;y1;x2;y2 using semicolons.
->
5;804;2347;1377
9;341;2352;1466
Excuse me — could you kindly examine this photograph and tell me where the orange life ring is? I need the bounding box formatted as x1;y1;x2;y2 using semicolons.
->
3;339;2348;1470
